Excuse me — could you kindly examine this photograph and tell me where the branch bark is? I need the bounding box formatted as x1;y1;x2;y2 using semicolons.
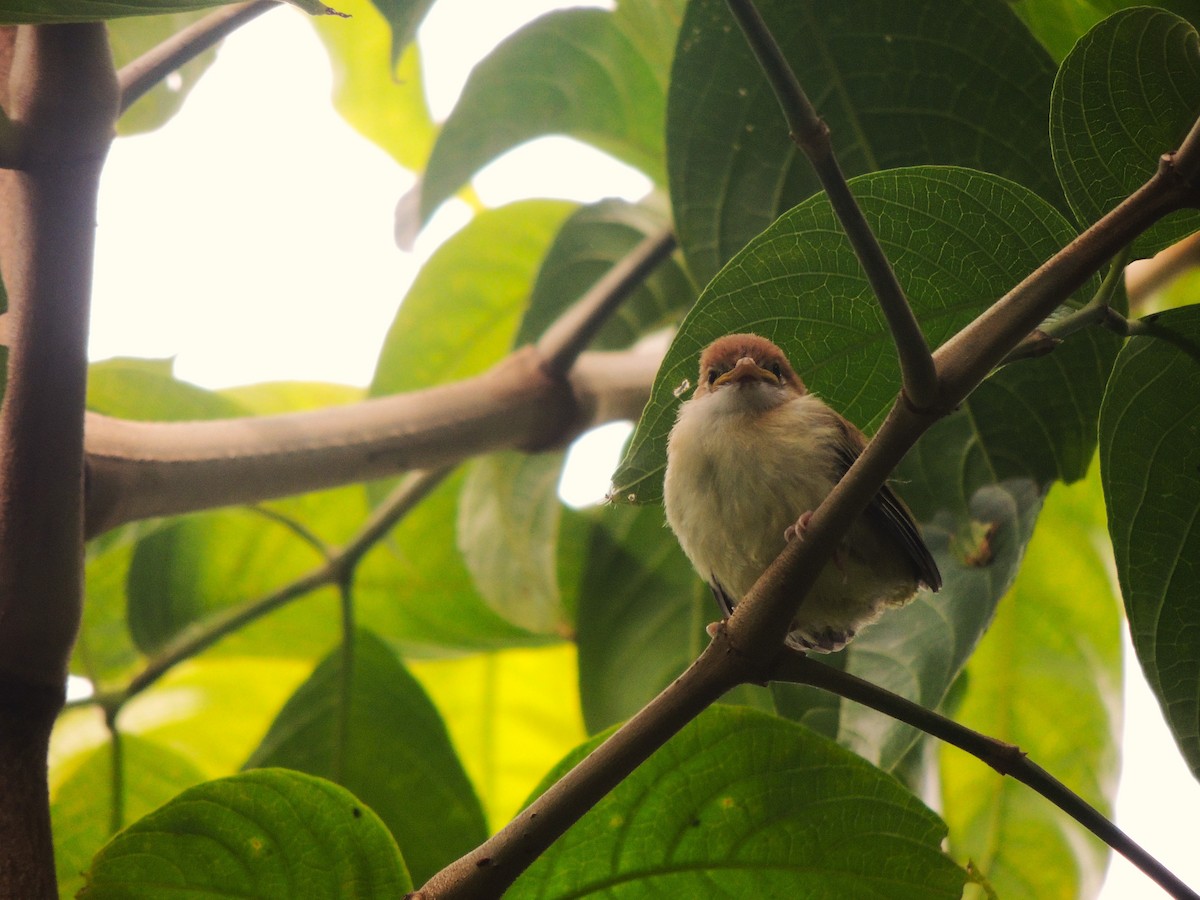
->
0;22;116;897
83;342;663;537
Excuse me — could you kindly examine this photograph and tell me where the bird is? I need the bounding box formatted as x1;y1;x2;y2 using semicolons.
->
663;333;941;652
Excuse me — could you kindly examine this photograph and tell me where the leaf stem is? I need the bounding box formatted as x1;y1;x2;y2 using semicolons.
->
331;580;355;785
103;705;125;835
116;1;279;115
771;651;1199;900
723;0;938;410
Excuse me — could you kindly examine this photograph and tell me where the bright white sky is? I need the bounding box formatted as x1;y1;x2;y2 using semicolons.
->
87;3;1199;897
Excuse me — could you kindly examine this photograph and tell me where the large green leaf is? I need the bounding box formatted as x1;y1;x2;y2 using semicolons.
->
79;769;410;898
574;503;774;734
457;452;571;636
52;734;208;900
1100;304;1200;778
614;167;1106;503
510;705;966;898
354;470;552;654
668;0;1062;284
77;519;169;687
244;630;486;886
1050;7;1200;258
125;506;334;657
418;8;667;221
311;0;437;171
409;644;587;830
370;200;575;398
1010;0;1200;61
87;356;245;421
940;464;1122;900
514;195;696;350
119;656;313;777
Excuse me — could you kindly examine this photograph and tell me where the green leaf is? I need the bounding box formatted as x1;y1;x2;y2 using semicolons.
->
409;644;587;830
614;167;1104;504
366;0;433;70
79;769;410;898
76;520;166;686
1100;304;1200;778
87;356;245;421
1009;0;1200;62
574;503;774;733
52;734;208;900
940;463;1122;900
457;452;570;635
668;0;1062;284
355;470;552;653
1050;7;1200;258
370;200;575;398
244;630;486;885
124;507;331;657
311;0;437;171
418;8;666;221
109;12;218;136
514;195;696;350
119;656;314;777
510;706;966;898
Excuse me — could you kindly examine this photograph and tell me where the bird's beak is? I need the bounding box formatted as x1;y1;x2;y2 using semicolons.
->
713;356;779;388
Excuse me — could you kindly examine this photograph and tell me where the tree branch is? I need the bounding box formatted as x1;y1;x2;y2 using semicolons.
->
723;0;938;410
771;652;1199;900
116;1;279;115
536;228;677;378
414;631;749;899
0;22;117;897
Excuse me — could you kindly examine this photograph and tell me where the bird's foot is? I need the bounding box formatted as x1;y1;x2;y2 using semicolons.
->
784;511;848;572
788;625;855;654
784;510;814;542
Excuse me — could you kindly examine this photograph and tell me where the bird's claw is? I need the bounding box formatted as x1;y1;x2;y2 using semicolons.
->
784;510;814;542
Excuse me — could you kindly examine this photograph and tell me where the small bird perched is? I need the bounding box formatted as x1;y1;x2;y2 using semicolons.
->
663;333;941;652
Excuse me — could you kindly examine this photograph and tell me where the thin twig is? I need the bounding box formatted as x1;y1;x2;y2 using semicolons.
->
117;1;279;115
536;228;677;378
723;0;938;410
772;651;1199;900
75;468;450;712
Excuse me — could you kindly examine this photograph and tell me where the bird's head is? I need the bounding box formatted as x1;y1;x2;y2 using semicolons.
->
693;334;807;403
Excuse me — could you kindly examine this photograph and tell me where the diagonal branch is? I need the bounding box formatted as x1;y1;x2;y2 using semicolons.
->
723;0;938;410
771;651;1199;900
116;1;279;115
537;228;677;378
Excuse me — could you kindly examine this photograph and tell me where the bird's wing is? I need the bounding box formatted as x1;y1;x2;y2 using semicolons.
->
709;581;737;617
830;417;943;592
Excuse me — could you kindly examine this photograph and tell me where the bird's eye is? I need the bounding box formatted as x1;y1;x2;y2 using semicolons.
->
707;368;718;384
770;362;783;379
